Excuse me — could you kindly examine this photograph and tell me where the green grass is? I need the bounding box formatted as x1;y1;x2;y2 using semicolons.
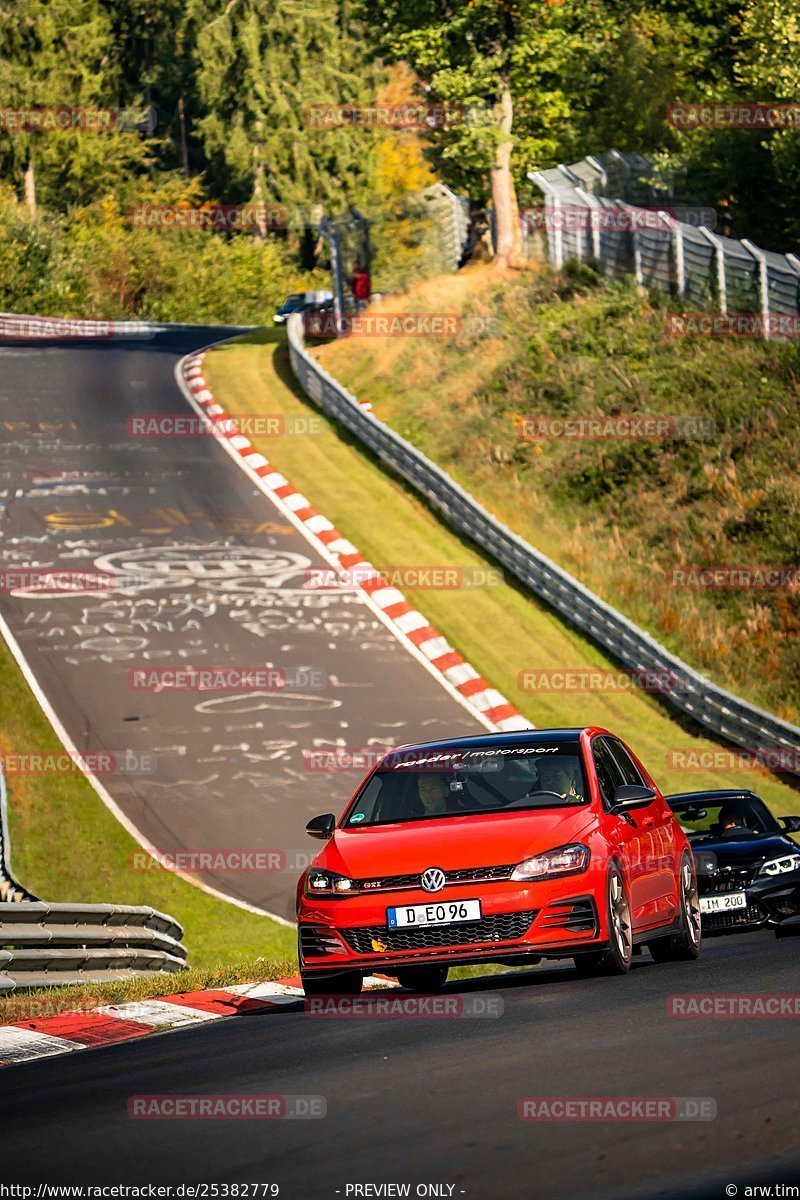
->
203;329;800;817
314;264;800;722
0;640;296;970
0;957;293;1026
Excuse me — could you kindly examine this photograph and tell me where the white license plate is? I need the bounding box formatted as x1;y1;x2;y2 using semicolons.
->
700;891;747;914
387;899;482;929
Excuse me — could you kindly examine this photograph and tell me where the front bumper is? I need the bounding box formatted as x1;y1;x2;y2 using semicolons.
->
297;877;605;976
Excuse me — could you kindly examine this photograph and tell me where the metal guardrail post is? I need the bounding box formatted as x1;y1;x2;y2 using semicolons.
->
699;227;727;313
670;216;686;297
575;188;602;261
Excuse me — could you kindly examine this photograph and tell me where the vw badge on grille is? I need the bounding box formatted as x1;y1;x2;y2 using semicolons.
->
421;867;446;893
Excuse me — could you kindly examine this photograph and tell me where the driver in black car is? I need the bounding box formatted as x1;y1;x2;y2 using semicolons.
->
717;803;752;834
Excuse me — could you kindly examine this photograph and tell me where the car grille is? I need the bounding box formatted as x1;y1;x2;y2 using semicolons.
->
703;904;764;931
538;898;598;935
701;865;759;893
342;910;538;954
355;865;514;893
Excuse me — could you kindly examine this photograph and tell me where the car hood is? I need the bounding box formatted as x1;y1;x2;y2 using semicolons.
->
317;807;597;879
688;833;797;872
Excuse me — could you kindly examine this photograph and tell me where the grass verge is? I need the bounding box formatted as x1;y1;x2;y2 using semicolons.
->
314;264;800;721
202;329;800;815
0;957;294;1025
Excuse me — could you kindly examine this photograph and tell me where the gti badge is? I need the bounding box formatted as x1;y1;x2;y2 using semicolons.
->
421;867;446;893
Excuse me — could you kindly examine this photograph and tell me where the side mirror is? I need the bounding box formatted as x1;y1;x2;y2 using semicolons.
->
609;784;656;814
780;815;800;833
306;813;336;840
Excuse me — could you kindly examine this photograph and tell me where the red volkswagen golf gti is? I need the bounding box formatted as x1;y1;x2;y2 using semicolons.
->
296;728;701;993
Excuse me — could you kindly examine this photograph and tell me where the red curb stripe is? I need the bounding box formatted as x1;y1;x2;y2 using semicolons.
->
381;600;415;620
484;703;520;723
406;625;439;647
359;574;391;595
179;358;529;735
431;650;466;672
17;1012;153;1046
458;676;491;698
156;989;273;1016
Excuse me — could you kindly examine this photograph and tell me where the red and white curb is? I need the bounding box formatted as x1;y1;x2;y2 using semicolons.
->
0;975;397;1067
178;352;531;734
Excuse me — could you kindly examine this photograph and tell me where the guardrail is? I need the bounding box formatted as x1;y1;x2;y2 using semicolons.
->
287;312;800;778
529;149;800;335
0;903;187;993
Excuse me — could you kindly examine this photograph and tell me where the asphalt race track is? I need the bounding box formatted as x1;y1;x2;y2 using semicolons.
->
0;329;480;916
2;932;799;1197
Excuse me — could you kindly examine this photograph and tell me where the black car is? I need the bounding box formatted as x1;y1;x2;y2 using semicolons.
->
666;789;800;938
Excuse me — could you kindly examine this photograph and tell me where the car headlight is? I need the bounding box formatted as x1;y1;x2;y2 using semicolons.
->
758;853;800;877
304;868;359;897
511;843;590;881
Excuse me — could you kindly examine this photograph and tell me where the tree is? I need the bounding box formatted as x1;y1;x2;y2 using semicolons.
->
186;0;382;223
0;0;152;213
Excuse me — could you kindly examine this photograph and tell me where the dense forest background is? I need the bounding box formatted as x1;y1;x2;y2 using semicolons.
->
1;0;798;319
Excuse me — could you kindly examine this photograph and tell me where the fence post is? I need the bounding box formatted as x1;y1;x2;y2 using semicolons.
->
741;239;770;341
669;215;685;297
788;254;800;321
575;187;601;262
585;155;607;192
699;228;726;313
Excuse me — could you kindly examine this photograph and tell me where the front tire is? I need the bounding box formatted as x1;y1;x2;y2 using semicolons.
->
649;853;702;963
301;971;363;996
394;966;449;992
574;865;633;977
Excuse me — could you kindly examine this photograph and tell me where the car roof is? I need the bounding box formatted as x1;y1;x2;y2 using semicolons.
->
665;789;762;808
384;729;588;757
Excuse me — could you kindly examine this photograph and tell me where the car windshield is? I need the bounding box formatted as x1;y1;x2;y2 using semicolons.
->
344;744;589;827
281;293;305;308
670;794;781;840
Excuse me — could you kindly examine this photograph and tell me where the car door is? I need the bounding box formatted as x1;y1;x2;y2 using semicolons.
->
591;736;649;926
606;736;678;922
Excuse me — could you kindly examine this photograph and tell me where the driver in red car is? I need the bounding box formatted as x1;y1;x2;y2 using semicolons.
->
538;759;583;802
417;774;451;817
